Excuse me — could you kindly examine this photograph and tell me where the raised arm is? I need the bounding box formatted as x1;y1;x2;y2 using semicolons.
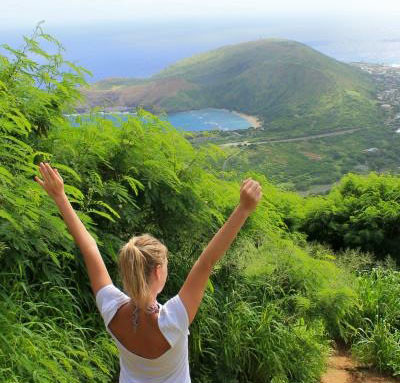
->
179;178;262;324
35;162;112;295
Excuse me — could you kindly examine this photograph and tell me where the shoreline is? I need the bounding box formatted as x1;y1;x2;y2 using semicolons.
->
69;107;262;130
234;111;261;129
222;109;261;128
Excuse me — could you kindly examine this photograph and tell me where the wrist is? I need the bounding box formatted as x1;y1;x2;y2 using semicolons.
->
236;203;253;217
53;192;68;204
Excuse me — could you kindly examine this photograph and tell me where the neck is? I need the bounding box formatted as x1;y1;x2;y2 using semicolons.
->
133;293;158;310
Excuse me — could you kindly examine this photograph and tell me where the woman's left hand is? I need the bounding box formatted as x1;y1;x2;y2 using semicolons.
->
34;162;65;200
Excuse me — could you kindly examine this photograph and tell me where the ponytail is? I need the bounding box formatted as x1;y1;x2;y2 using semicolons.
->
118;234;167;309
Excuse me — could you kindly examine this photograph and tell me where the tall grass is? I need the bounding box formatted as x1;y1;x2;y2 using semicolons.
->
349;267;400;375
0;273;118;383
189;290;331;383
244;235;359;340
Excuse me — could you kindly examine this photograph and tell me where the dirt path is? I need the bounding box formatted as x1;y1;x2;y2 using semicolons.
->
321;348;400;383
220;128;361;147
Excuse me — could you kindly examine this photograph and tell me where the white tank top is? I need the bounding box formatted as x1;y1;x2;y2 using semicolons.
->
95;284;191;383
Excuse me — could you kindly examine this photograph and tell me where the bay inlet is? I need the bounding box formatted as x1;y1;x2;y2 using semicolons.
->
68;108;260;131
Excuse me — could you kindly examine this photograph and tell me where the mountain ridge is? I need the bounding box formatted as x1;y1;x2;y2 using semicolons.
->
82;38;381;135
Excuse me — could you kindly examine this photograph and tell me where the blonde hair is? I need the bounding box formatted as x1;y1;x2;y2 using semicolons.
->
118;233;168;308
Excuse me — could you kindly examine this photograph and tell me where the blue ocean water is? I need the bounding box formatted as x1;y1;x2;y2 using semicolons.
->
68;108;252;131
4;15;400;82
167;108;251;131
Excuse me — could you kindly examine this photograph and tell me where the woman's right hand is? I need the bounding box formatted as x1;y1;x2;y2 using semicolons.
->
35;162;65;201
239;178;262;213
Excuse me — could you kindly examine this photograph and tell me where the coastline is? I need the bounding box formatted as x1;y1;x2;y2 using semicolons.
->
69;107;262;130
229;110;261;128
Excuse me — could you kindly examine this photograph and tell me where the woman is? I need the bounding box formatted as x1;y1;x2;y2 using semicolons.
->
35;162;262;383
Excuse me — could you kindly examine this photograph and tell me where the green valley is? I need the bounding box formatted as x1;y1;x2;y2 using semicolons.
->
82;39;398;194
187;63;400;193
83;39;381;138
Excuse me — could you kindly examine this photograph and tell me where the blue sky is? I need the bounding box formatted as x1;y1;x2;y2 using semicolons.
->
3;0;400;81
2;0;400;28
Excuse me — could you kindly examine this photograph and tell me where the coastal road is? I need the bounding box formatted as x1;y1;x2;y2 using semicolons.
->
220;128;361;147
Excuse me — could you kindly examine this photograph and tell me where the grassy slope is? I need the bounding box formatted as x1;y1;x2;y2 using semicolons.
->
85;39;381;136
157;39;380;134
84;39;386;193
216;123;400;191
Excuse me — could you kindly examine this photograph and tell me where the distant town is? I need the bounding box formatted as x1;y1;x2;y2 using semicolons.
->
353;62;400;134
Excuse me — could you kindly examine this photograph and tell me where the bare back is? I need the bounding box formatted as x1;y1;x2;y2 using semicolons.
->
108;301;171;359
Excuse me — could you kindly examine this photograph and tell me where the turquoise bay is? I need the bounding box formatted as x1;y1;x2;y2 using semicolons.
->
68;108;254;131
166;108;253;131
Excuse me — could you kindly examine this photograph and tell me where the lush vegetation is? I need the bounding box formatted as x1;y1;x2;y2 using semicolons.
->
194;122;400;192
2;27;400;383
301;172;400;259
85;39;396;195
85;39;381;138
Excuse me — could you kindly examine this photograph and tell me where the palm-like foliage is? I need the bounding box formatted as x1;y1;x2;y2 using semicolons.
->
2;25;400;383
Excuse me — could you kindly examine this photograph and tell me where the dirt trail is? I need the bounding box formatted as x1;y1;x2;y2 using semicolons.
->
321;348;400;383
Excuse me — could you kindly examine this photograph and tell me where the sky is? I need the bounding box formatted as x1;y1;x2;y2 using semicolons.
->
3;0;400;81
2;0;400;28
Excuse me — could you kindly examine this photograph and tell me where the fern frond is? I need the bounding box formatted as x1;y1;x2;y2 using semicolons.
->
122;175;144;196
92;200;120;219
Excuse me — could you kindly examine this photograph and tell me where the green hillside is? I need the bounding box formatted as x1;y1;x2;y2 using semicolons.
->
85;39;381;136
4;27;400;383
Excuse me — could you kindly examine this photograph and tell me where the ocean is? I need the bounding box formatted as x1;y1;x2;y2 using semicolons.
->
167;109;253;131
68;108;253;131
3;15;400;82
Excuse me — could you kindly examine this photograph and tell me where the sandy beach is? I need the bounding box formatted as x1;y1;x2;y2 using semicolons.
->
231;110;262;128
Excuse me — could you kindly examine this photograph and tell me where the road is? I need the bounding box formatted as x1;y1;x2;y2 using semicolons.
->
220;128;361;147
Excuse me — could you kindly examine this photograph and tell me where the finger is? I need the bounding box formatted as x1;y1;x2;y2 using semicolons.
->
251;182;262;194
38;163;47;182
40;162;51;183
34;175;45;187
240;181;250;193
253;187;261;196
243;179;257;192
54;168;63;182
246;179;258;188
241;178;251;189
45;163;58;181
241;181;252;194
248;182;259;194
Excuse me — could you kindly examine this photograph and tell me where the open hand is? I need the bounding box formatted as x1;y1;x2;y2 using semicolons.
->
34;162;65;200
239;178;262;212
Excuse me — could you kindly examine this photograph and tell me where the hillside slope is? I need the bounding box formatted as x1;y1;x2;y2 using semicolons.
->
83;39;381;135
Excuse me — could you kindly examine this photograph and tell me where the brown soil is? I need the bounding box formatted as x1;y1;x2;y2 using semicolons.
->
83;77;196;109
321;346;400;383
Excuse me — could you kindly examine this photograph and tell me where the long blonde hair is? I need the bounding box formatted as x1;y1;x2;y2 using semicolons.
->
118;233;168;308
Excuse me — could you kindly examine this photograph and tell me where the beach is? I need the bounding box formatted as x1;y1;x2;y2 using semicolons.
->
231;110;262;128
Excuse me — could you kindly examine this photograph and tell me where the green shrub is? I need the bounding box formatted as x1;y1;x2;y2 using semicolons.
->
244;235;358;340
301;172;400;261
